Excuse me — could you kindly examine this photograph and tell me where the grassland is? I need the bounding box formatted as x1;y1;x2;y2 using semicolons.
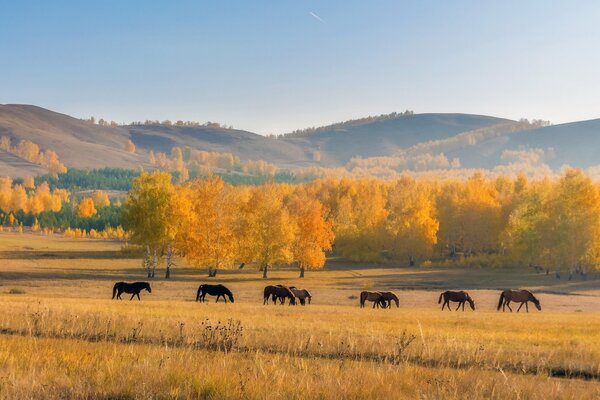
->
0;232;600;399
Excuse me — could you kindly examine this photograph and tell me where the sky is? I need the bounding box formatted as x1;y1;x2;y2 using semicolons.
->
1;1;600;135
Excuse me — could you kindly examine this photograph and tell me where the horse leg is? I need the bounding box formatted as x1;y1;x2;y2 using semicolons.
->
525;302;529;312
506;301;513;312
117;290;122;300
462;302;465;311
373;301;377;309
137;293;141;301
130;293;136;301
455;302;461;311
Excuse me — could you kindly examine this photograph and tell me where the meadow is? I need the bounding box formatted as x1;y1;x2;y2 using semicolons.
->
1;232;600;399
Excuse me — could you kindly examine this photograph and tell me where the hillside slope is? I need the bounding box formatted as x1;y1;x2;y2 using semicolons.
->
280;113;513;165
0;105;145;173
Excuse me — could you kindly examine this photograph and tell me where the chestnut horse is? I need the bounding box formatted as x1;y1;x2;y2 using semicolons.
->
497;289;541;312
379;291;400;308
360;291;386;308
438;290;475;311
263;285;296;305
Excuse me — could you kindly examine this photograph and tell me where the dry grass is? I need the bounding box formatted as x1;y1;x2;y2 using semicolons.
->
1;232;600;399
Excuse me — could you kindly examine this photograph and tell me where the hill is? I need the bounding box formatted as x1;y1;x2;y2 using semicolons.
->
1;104;600;179
280;113;512;165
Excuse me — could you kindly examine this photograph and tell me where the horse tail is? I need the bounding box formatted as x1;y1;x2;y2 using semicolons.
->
438;292;444;304
196;285;203;301
112;283;119;299
497;291;505;310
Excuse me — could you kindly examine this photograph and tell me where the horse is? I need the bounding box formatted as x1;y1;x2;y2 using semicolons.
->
112;282;151;300
438;290;475;311
360;291;386;309
497;289;541;312
379;291;400;308
263;285;296;305
289;287;312;305
196;284;234;303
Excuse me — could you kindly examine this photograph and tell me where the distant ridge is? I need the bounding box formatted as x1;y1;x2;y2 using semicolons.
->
0;103;598;178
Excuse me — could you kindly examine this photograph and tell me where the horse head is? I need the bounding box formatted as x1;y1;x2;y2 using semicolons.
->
227;292;235;303
467;295;475;310
530;293;541;310
145;283;152;293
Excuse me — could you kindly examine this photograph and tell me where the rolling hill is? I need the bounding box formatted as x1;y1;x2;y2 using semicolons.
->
0;103;599;178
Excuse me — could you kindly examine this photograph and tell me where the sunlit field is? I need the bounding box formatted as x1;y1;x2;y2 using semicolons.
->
1;232;600;399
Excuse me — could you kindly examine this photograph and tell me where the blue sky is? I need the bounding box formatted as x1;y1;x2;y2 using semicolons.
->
1;1;599;134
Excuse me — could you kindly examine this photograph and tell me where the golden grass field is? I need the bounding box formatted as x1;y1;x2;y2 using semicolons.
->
1;232;600;399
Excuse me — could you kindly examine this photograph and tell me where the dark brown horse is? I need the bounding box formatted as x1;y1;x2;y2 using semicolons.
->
196;284;234;303
438;290;475;311
112;282;151;300
263;285;296;305
360;291;386;308
379;291;400;308
497;289;541;312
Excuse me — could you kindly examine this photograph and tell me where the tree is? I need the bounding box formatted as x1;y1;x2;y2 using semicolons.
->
77;198;97;218
174;177;238;276
122;171;175;277
10;185;28;212
91;190;110;208
546;170;600;273
126;139;136;153
289;190;334;277
242;183;295;278
333;179;388;262
386;178;438;266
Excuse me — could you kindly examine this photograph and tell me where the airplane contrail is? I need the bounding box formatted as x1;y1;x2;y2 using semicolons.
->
309;11;325;23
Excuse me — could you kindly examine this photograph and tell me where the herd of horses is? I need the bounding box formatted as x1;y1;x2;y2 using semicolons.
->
112;281;542;312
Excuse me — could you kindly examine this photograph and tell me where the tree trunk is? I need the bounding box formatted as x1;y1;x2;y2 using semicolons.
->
299;265;305;278
145;245;152;278
165;244;172;279
262;264;268;279
151;249;157;278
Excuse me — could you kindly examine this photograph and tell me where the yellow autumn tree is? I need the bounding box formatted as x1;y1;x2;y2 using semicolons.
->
546;169;600;273
386;177;438;266
175;176;238;276
242;183;295;278
77;198;97;218
333;178;388;262
91;190;110;208
122;171;175;277
289;189;335;277
126;139;136;153
10;185;28;212
0;176;12;211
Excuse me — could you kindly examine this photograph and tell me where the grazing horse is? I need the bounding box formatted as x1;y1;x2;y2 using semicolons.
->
360;291;386;308
289;287;312;305
379;291;400;309
196;284;234;303
497;289;541;312
112;282;151;301
438;290;475;311
263;285;296;305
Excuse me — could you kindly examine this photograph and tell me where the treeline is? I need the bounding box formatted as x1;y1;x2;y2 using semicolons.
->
34;168;141;191
122;169;600;278
0;136;67;175
280;110;415;138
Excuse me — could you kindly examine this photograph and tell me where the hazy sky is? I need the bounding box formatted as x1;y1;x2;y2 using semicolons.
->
1;1;599;134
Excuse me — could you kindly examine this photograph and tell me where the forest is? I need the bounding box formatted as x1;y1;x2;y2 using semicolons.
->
120;169;600;278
